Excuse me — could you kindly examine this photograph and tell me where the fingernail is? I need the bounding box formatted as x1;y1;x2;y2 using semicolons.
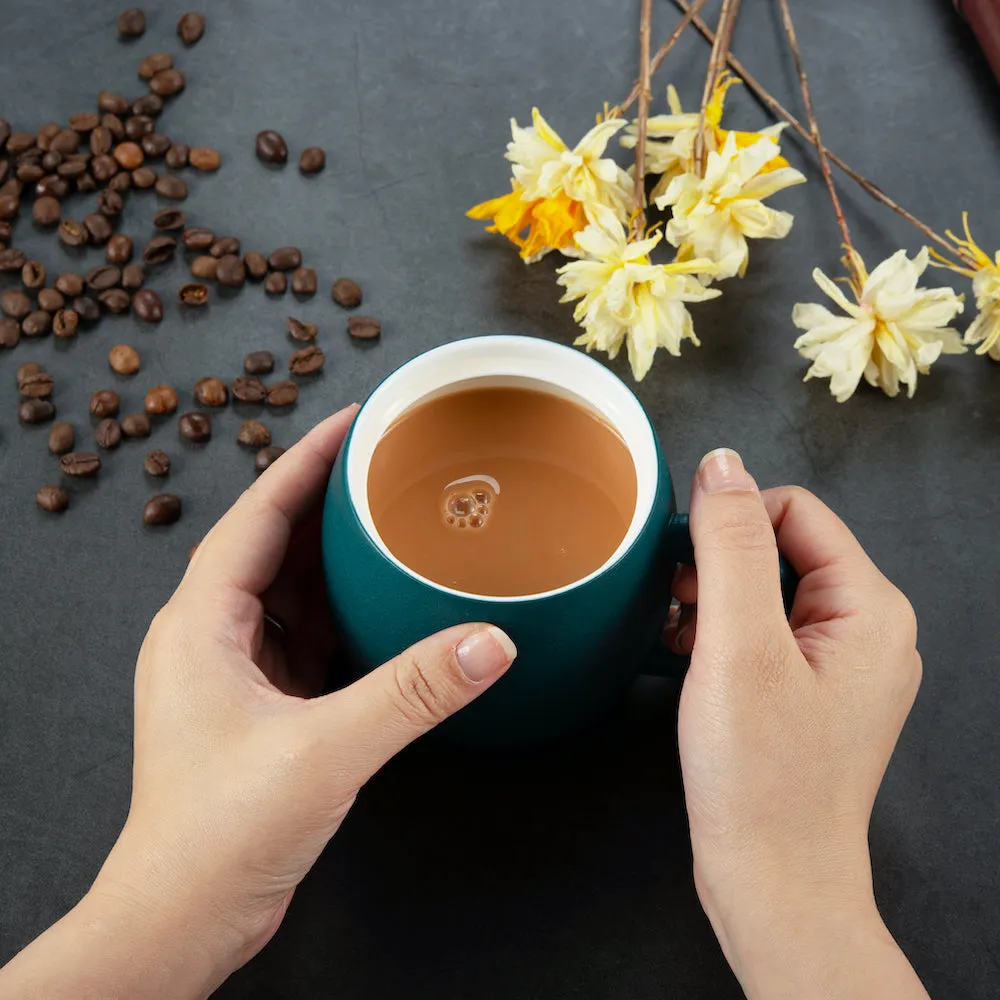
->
698;448;757;494
456;626;517;682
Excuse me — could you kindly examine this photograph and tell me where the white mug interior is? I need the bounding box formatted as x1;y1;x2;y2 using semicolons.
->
346;335;660;602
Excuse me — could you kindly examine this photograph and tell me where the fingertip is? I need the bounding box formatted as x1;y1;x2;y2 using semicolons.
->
456;625;516;682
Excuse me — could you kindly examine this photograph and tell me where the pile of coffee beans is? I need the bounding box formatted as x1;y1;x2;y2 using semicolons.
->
4;9;381;527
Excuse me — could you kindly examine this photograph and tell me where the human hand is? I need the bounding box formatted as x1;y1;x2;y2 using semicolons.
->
672;449;928;1000
0;405;516;1000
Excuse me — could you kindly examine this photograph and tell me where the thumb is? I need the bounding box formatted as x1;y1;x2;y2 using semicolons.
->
688;449;787;651
307;624;516;781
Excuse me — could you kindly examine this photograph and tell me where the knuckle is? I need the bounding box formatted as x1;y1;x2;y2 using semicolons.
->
391;653;450;727
700;503;776;555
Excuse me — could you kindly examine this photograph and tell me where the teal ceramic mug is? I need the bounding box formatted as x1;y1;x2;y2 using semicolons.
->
323;335;795;748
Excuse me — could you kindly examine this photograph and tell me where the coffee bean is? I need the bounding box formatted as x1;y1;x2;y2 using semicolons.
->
118;8;147;36
0;120;9;151
90;389;121;419
72;296;101;324
145;384;178;413
210;236;240;258
17;164;44;183
348;315;381;340
332;277;362;308
189;147;220;171
178;12;206;44
114;141;143;169
238;419;271;447
255;130;288;164
76;172;98;191
255;446;285;472
55;272;84;296
266;380;298;406
99;288;131;314
153;207;185;230
69;112;99;133
34;124;58;150
142;235;177;265
48;422;75;454
84;213;114;244
231;376;267;403
0;247;27;271
0;178;22;199
0;317;20;348
41;150;63;171
133;288;163;322
61;451;101;476
19;371;53;397
299;147;326;174
20;262;44;291
1;288;31;319
89;127;112;157
183;226;214;250
287;317;317;343
151;69;186;97
87;264;121;291
37;288;65;312
268;246;302;271
125;115;155;139
109;171;132;192
0;194;19;220
243;350;274;375
102;113;126;141
215;254;245;288
20;398;56;423
133;94;164;117
143;493;181;525
50;130;80;155
138;53;171;79
99;91;131;114
144;449;170;475
95;417;122;449
264;271;287;295
109;344;140;374
192;377;227;407
106;233;133;263
178;410;211;442
155;174;187;199
132;166;157;188
165;143;189;169
241;251;267;281
56;160;87;180
22;311;52;337
6;133;36;156
97;188;125;216
122;263;145;289
36;485;69;513
141;133;172;158
59;218;88;247
92;156;119;184
31;195;60;227
53;309;79;338
177;282;209;306
289;345;325;374
17;361;42;383
189;255;217;279
122;412;151;437
291;266;317;296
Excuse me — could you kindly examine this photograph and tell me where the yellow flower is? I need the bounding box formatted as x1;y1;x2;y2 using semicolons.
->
930;214;1000;360
655;130;806;280
556;206;720;381
793;248;965;402
468;108;633;262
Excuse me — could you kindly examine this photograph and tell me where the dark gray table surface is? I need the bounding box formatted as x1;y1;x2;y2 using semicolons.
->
2;1;999;997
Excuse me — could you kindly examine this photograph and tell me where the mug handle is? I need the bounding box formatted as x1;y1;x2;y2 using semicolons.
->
645;513;799;677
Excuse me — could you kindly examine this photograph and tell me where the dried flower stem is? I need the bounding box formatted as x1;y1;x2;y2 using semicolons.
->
694;0;742;174
631;0;654;238
669;0;969;266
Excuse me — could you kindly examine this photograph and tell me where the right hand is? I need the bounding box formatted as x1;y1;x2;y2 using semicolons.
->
673;449;928;999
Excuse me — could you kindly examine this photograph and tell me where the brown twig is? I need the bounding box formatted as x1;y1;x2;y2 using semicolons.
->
631;0;654;238
668;0;968;265
694;0;742;174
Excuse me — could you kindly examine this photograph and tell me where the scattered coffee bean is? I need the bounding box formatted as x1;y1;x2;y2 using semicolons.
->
291;266;317;296
21;260;45;289
255;130;288;164
155;173;188;199
109;171;132;192
40;150;63;171
0;248;27;271
286;317;318;342
59;218;88;247
132;288;163;322
264;271;287;295
177;12;206;44
75;172;98;193
131;165;157;188
165;143;189;169
122;263;145;290
90;389;121;419
143;493;181;525
178;410;211;442
0;180;21;201
332;277;362;308
142;235;177;265
95;417;123;449
22;311;52;336
138;53;172;79
189;147;220;171
6;133;36;156
18;164;44;184
90;127;113;157
238;419;271;447
55;272;84;297
53;309;79;338
87;264;121;292
109;344;140;374
231;376;267;403
255;445;285;472
19;371;53;397
122;412;151;437
48;422;75;454
215;254;245;288
243;251;268;280
97;188;125;217
190;255;218;279
106;233;133;263
50;130;80;155
36;485;69;513
210;236;240;258
72;296;101;324
33;195;61;226
17;361;42;383
99;92;130;114
118;8;147;36
69;112;99;133
99;288;131;314
37;288;65;312
0;318;20;348
289;345;325;374
266;380;298;406
194;377;228;406
83;213;114;244
150;69;186;98
1;288;32;319
153;208;186;230
140;133;170;159
145;384;178;413
243;350;274;374
144;449;170;476
268;246;301;271
132;94;163;117
102;113;126;141
0;195;20;221
91;154;118;183
183;226;214;250
125;115;155;139
113;141;144;169
348;315;381;340
20;398;56;423
60;451;101;476
177;282;209;306
299;147;326;174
